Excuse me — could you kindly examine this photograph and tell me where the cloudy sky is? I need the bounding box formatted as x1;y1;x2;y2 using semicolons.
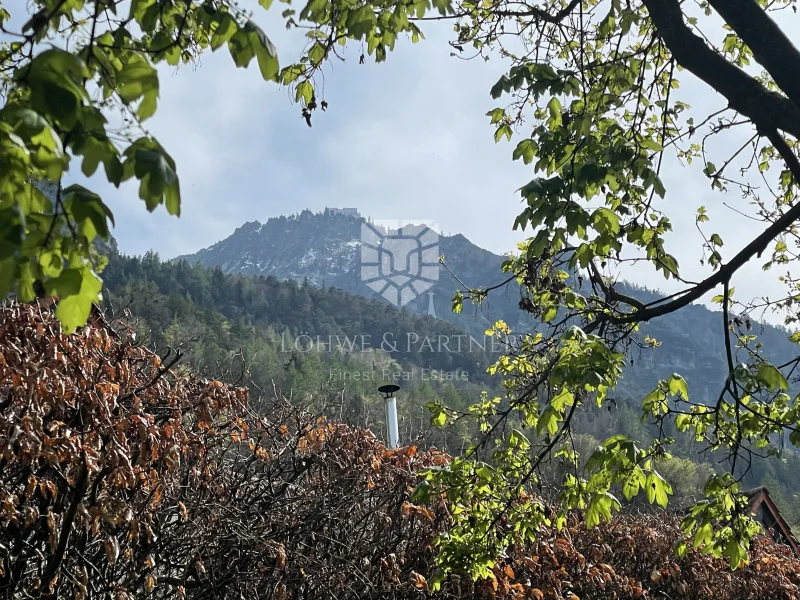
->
5;0;797;321
102;15;534;260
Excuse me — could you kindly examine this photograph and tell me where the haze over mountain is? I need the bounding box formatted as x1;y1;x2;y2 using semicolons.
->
173;209;799;402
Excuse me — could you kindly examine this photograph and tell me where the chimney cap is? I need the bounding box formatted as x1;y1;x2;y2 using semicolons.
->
378;384;400;398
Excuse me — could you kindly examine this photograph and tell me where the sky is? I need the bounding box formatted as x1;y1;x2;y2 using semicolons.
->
74;9;533;260
4;0;798;322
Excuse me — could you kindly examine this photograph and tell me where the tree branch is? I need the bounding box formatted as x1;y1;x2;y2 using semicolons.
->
42;460;88;586
414;0;581;23
607;129;800;325
587;260;645;311
642;0;800;139
495;0;582;24
707;0;800;113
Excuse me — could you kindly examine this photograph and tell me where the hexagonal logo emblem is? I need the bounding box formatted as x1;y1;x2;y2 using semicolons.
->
360;220;440;307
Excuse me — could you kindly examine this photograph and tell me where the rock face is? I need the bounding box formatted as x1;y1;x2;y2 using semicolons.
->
177;212;364;288
173;209;798;402
95;234;119;256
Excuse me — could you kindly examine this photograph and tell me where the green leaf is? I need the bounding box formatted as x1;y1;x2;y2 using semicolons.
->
546;97;562;127
130;0;155;24
451;290;463;314
640;137;663;152
227;21;279;81
486;108;504;124
431;0;453;16
694;522;713;548
211;12;238;51
652;176;666;198
490;75;510;99
117;55;159;120
508;428;530;449
591;207;620;235
300;0;329;21
667;373;689;400
295;80;314;105
537;405;559;436
124;140;181;215
475;462;494;481
622;466;646;500
659;254;680;279
347;6;377;39
229;29;256;67
63;184;115;240
308;42;326;65
45;268;84;297
75;134;112;178
551;388;574;412
428;402;447;427
493;124;512;143
757;363;789;392
722;539;746;569
585;493;619;528
244;21;280;81
38;251;62;278
512;139;536;164
790;429;800;447
23;49;90;129
53;268;103;334
646;471;672;508
542;305;558;322
410;479;431;503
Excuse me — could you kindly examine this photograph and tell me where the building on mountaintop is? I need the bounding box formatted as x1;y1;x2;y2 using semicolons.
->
745;487;800;555
326;207;360;217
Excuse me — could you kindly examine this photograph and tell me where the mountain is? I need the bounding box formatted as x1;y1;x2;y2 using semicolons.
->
173;210;525;336
173;209;799;403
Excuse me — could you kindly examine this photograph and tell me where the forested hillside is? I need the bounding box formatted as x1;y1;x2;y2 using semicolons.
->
102;251;493;453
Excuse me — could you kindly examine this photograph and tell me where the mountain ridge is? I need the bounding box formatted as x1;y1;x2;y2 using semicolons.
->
173;210;524;334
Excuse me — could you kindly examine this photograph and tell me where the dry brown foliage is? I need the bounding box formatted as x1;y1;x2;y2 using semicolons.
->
2;302;800;599
453;512;800;600
0;303;448;599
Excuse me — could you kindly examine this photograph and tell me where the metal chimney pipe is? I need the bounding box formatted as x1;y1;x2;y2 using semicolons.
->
384;395;399;449
378;384;401;448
